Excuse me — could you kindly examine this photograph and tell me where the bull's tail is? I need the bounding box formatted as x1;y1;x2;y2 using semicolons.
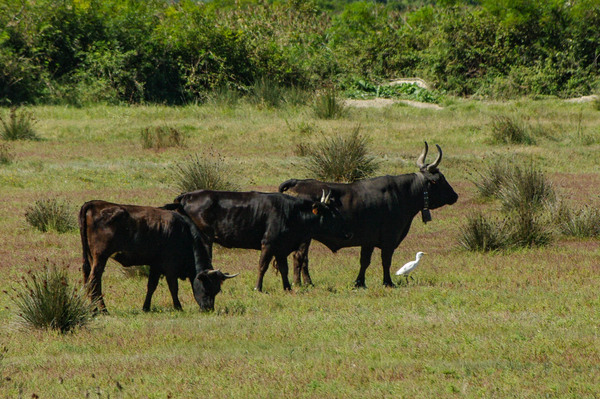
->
278;179;299;193
78;201;94;286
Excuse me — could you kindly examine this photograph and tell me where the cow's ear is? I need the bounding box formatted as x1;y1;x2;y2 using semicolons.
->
312;203;320;215
100;207;127;224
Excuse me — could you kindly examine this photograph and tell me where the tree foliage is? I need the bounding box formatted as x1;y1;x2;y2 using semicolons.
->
0;0;598;105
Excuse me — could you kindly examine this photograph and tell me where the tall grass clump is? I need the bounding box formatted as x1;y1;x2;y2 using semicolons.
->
301;127;380;182
472;157;512;198
207;86;242;108
498;164;555;212
248;77;285;108
459;213;504;251
490;115;535;144
312;88;347;119
462;159;555;251
0;107;39;141
140;126;185;150
554;202;600;237
12;265;96;333
172;153;238;193
0;142;13;164
506;209;553;248
25;199;77;233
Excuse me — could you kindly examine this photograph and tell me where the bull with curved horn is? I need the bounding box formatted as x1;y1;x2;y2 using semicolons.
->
279;141;458;288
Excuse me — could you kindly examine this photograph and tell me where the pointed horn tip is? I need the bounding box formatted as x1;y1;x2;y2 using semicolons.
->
427;143;443;171
416;141;429;168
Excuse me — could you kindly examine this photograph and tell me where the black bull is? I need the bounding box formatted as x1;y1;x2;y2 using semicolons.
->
79;200;237;312
173;190;351;292
278;142;459;288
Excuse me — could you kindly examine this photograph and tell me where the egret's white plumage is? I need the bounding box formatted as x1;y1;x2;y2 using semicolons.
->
395;251;426;280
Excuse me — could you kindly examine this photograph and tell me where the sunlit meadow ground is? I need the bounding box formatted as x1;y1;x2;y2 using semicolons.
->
0;99;599;398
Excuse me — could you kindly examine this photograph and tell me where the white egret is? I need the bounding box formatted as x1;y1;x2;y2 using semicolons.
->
395;251;426;283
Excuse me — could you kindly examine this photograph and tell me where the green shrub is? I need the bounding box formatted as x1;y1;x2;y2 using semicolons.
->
312;88;347;119
283;85;311;107
0;107;39;141
248;77;285;108
459;213;505;252
490;115;535;145
466;160;555;251
172;153;238;193
12;265;96;333
498;164;555;213
207;86;242;108
25;199;77;233
0;142;14;165
301;126;380;183
474;159;555;211
473;157;513;198
554;203;600;238
140;126;185;150
506;209;553;248
460;210;552;251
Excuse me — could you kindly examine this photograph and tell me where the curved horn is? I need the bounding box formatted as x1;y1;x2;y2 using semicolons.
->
206;269;239;279
427;144;443;172
416;141;428;168
320;189;331;204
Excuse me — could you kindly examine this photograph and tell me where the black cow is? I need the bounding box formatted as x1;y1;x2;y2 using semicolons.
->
279;142;459;288
79;200;237;312
173;190;351;292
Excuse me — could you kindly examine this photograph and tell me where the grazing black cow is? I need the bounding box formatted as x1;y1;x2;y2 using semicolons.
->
79;200;237;312
173;190;351;292
279;142;459;288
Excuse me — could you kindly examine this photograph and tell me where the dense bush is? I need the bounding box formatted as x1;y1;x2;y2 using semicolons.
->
0;108;38;141
172;152;238;193
25;199;77;233
12;265;96;333
463;158;556;251
301;127;380;182
0;0;599;104
459;213;504;252
490;115;535;145
553;202;600;238
312;88;347;119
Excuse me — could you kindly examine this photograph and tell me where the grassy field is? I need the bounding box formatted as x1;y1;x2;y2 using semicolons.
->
1;99;599;398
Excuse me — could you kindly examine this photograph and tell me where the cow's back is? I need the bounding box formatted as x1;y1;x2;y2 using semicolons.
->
176;190;313;251
82;201;195;274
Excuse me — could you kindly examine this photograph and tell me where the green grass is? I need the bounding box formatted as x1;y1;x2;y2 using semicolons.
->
1;99;599;397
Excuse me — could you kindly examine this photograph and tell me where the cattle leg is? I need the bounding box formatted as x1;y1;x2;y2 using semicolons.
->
165;275;183;311
87;255;108;313
255;245;274;292
354;246;374;288
381;247;396;288
293;241;312;286
275;255;292;291
143;267;161;312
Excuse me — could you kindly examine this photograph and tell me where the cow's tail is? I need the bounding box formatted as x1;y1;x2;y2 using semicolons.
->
78;201;94;287
278;179;298;193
